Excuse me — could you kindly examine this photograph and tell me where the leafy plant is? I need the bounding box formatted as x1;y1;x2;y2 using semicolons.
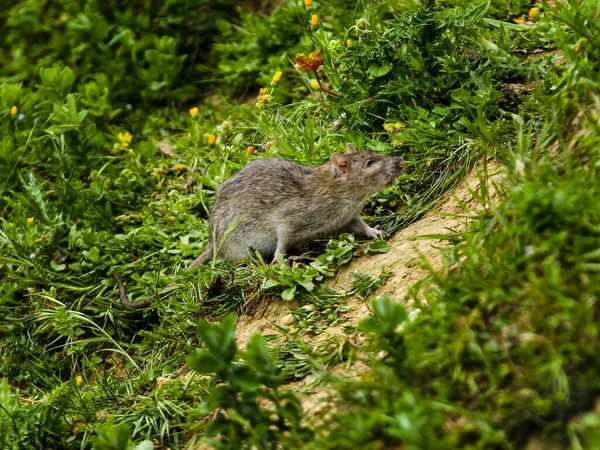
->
188;315;312;448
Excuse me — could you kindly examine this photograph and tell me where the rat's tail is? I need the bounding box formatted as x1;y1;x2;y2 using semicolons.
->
113;245;214;309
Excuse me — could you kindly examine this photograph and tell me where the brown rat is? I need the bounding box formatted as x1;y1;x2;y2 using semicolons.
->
114;143;404;308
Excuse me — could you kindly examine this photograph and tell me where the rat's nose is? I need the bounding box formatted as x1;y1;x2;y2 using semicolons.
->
397;157;404;170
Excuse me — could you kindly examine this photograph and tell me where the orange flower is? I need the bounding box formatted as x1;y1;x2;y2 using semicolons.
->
311;14;319;28
528;7;539;18
259;87;268;95
247;146;254;155
304;0;312;6
295;50;324;72
513;15;526;24
175;164;185;171
346;39;353;47
208;135;216;145
189;107;199;115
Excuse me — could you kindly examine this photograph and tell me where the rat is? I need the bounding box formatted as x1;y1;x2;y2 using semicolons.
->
113;143;404;308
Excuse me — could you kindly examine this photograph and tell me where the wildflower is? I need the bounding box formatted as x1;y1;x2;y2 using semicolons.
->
29;253;35;259
125;103;132;110
247;146;254;155
385;122;406;132
259;87;268;96
175;164;185;171
117;132;133;144
151;168;161;177
272;71;283;85
304;0;312;6
310;80;319;89
289;324;296;332
10;106;17;117
255;94;274;109
346;39;353;46
295;50;324;72
17;113;24;121
355;18;371;35
27;217;34;224
208;134;216;145
189;107;199;116
575;43;582;52
311;14;319;28
513;15;526;24
76;376;83;385
534;121;540;128
528;7;539;18
296;50;338;97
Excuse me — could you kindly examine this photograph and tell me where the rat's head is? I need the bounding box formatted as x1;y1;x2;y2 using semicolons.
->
330;143;404;196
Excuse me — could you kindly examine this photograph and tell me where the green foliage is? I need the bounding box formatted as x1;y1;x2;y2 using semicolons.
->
1;0;600;448
93;419;153;450
188;315;312;448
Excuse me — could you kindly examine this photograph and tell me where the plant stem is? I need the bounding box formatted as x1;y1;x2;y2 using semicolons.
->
314;69;339;97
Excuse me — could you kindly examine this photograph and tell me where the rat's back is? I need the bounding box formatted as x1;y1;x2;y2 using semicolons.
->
217;158;311;200
208;158;312;261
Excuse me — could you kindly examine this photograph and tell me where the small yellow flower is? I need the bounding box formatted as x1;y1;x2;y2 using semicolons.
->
346;39;353;47
304;0;312;6
272;71;282;84
189;107;199;116
76;376;83;385
27;217;34;224
247;146;254;155
208;134;216;145
117;132;133;144
151;168;161;177
528;7;539;18
259;87;268;96
513;15;526;24
289;324;295;332
383;123;395;132
175;164;185;171
311;14;319;28
10;106;17;117
310;80;319;89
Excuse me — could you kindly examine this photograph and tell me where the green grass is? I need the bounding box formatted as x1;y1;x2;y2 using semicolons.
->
1;0;600;448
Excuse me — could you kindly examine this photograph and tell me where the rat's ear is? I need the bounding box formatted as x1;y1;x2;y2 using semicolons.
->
346;143;357;154
330;152;347;176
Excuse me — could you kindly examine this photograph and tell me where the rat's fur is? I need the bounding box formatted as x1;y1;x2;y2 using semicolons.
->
115;143;404;308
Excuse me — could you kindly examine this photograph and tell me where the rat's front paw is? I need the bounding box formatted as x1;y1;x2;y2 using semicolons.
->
364;225;383;240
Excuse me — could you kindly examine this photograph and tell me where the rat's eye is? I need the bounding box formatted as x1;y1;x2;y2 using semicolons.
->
366;159;376;168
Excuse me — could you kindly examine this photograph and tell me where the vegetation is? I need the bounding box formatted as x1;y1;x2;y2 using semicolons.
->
1;0;599;448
